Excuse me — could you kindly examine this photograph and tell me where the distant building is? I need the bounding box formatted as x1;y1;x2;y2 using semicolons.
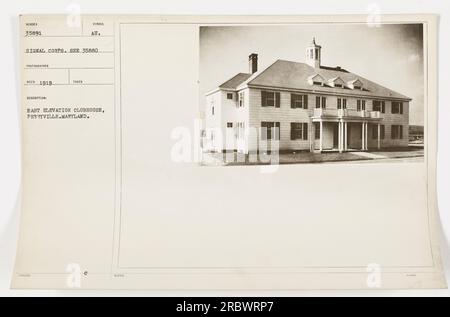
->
204;38;411;153
409;125;424;143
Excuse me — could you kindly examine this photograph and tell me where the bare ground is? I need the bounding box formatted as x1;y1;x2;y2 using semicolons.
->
201;146;424;166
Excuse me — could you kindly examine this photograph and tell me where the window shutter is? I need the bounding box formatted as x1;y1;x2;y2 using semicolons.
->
303;95;308;109
290;123;295;140
261;122;267;140
382;101;385;113
275;92;280;108
275;122;280;139
303;123;308;140
261;91;266;107
400;102;403;114
316;96;320;108
400;125;403;139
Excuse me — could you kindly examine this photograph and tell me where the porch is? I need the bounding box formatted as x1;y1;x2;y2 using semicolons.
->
311;108;383;153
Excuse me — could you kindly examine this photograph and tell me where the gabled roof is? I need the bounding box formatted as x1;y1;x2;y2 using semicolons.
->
348;78;362;84
328;76;346;86
329;76;344;83
235;59;411;100
307;74;325;83
218;73;252;89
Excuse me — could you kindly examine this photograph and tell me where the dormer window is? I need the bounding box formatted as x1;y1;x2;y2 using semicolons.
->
328;76;345;88
308;74;325;86
348;79;364;90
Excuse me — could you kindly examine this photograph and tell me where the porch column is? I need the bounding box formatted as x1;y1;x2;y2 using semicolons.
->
361;122;365;150
365;122;369;150
344;122;348;151
377;123;381;149
338;121;343;153
319;121;323;152
309;122;313;152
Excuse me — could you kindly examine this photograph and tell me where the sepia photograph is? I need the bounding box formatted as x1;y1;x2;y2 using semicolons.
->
7;12;447;294
199;24;425;165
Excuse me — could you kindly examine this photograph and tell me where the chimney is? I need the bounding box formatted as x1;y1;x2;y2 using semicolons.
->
249;53;258;74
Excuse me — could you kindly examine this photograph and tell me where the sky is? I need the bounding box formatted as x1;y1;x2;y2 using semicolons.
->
199;24;424;125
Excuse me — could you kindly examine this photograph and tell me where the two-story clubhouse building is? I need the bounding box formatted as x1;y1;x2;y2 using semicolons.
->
204;38;411;154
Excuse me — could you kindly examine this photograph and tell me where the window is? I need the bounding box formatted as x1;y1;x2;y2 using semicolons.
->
357;99;366;111
238;92;244;108
372;126;377;139
373;100;385;113
391;101;403;114
261;121;280;140
354;86;362;90
291;94;308;109
227;122;233;128
372;125;385;139
391;125;403;139
227;93;233;100
313;81;323;86
337;98;347;109
314;123;320;140
316;96;326;108
335;84;343;88
211;106;215;116
261;91;280;108
290;122;308;140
